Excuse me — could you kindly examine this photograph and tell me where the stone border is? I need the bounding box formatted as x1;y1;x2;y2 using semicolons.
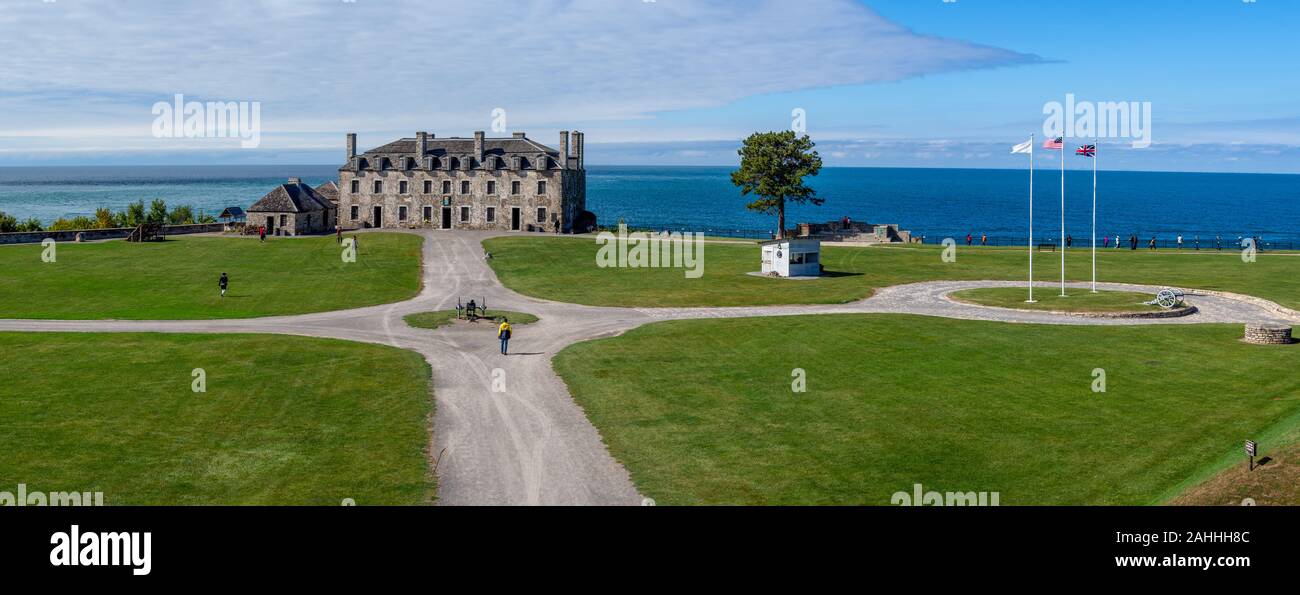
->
945;293;1198;319
1184;289;1300;322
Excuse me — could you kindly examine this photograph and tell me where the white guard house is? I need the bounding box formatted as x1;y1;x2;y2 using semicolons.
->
761;237;821;277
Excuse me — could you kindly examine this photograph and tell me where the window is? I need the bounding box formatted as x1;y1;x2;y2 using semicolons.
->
459;206;470;222
442;180;451;194
511;181;520;195
350;180;359;193
486;207;496;223
536;207;547;224
423;180;432;194
373;180;383;193
422;206;432;222
536;180;546;195
350;206;359;220
399;180;408;194
460;180;470;194
486;180;496;195
279;214;287;227
398;205;408;221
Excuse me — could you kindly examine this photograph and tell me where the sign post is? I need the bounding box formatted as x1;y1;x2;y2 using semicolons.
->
1245;440;1257;471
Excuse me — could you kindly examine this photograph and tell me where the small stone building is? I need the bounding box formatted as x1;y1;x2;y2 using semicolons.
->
761;237;821;277
248;178;335;236
314;181;340;225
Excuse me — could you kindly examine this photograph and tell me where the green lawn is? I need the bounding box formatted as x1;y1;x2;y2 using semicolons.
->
553;314;1300;505
949;287;1163;313
484;237;1300;309
0;233;422;319
0;333;434;505
403;309;538;330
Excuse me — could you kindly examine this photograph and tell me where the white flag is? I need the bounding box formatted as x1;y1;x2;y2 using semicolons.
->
1011;138;1033;154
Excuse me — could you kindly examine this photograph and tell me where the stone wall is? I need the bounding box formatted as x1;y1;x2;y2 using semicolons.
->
1244;324;1293;345
0;223;224;245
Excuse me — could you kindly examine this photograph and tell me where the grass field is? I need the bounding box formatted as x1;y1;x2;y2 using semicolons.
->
0;233;422;319
553;314;1300;505
949;288;1162;313
484;236;1300;309
0;333;434;505
403;309;538;330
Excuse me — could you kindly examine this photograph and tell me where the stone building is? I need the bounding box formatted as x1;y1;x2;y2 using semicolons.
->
247;177;335;236
314;181;340;218
337;130;589;232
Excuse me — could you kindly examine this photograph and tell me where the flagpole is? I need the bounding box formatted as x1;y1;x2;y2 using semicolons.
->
1028;134;1035;303
1091;138;1098;292
1060;134;1066;297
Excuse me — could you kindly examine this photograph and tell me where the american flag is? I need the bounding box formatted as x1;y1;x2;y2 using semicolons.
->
1076;144;1096;157
1042;136;1064;150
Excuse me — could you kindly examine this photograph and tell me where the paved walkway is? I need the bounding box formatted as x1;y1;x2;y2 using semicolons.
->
1;230;1294;505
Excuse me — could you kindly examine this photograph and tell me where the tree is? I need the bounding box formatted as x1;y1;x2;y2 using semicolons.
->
18;217;43;232
168;204;195;225
125;200;146;226
148;199;169;224
0;211;16;233
730;131;823;238
94;207;115;229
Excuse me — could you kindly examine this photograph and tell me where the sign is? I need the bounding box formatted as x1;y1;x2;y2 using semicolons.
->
1245;440;1257;457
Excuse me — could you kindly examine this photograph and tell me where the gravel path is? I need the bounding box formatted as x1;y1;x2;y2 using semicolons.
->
1;230;1293;505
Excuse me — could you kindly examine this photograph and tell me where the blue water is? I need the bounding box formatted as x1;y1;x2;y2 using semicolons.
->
1;165;1297;243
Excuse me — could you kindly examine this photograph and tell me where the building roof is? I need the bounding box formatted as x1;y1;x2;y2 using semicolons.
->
761;237;821;246
219;206;246;219
341;132;570;172
248;179;332;213
314;181;339;203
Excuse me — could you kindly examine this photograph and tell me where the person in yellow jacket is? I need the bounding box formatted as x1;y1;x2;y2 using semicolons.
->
497;318;512;355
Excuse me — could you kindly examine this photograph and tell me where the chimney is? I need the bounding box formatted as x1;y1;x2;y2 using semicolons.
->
474;131;485;159
573;131;584;169
346;133;356;162
559;131;569;169
287;177;302;185
416;131;427;160
512;132;526;138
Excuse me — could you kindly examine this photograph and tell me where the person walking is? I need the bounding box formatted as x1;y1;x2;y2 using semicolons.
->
498;318;512;355
980;234;987;246
259;226;266;243
1215;235;1222;251
336;225;342;244
1149;236;1157;250
1130;234;1138;250
1176;235;1183;251
1066;234;1072;249
966;233;972;246
219;272;229;298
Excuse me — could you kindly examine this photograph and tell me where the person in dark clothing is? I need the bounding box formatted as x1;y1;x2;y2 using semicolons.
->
1130;234;1138;250
1215;235;1222;251
219;273;228;298
966;233;972;246
259;226;266;243
1148;236;1157;250
1066;234;1072;249
336;225;342;244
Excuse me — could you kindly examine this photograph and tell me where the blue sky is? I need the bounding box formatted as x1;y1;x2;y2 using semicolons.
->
1;0;1296;172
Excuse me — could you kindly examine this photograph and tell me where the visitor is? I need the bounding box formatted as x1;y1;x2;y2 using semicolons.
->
966;233;972;246
467;299;477;321
1130;234;1138;250
219;272;228;298
1066;234;1072;249
1176;235;1183;251
498;317;512;355
259;226;266;243
336;225;342;244
1149;236;1157;250
1194;236;1200;250
980;234;987;246
1215;235;1222;251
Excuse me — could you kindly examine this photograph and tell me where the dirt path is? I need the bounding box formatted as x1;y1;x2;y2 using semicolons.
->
1;230;1293;505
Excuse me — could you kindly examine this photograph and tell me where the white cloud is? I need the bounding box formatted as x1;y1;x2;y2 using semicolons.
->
0;0;1035;152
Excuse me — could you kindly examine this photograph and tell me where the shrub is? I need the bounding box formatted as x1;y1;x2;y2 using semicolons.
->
18;218;44;232
0;211;16;233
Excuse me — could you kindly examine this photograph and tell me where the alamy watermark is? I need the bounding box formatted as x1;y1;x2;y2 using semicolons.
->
152;94;261;148
1043;93;1152;148
891;483;1000;506
595;224;705;279
2;484;104;506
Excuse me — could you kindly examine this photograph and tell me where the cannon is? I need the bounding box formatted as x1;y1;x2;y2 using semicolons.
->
1144;288;1185;309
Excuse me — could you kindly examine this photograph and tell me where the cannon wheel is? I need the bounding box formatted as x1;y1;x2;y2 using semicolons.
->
1156;289;1179;309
